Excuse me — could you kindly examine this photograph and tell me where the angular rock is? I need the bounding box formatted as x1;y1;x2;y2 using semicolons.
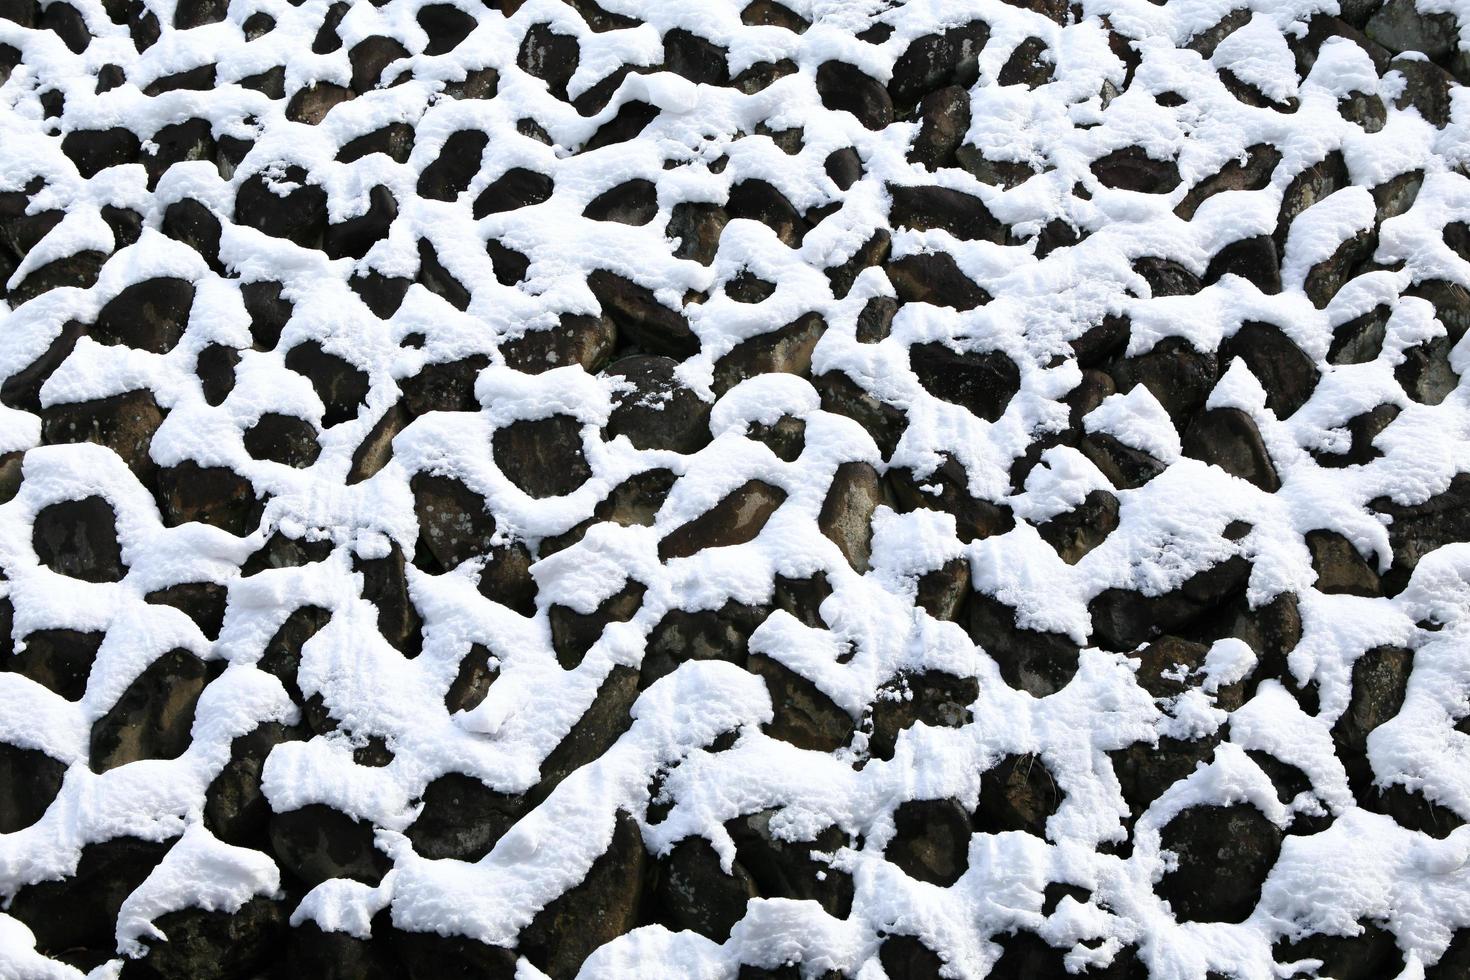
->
1182;408;1280;492
818;461;882;572
1307;529;1381;596
909;341;1020;423
347;402;410;485
712;313;825;394
588;270;697;358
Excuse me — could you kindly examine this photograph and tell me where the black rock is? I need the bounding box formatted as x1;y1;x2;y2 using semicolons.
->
1182;408;1280;492
0;740;67;833
234;165;327;247
284;341;370;427
204;720;306;846
588;270;698;358
269;803;392;888
748;653;853;752
518;22;579;99
975;753;1064;838
91;648;209;773
118;896;286;980
33;495;125;583
406;772;523;861
653;836;757;941
6;835;177;956
886;797;971;886
728;808;854;918
493;415;592;498
7;628;104;701
659;479;786;561
473;167;554;219
549;578;645;670
888;20;988;107
518;810;644;979
1157;804;1282;922
815;60;894;130
1089;555;1251;651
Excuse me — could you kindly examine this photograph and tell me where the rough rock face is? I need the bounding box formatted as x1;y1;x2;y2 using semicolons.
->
1;1;1469;979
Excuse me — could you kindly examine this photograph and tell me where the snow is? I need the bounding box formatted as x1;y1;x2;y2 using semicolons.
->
0;0;1468;976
